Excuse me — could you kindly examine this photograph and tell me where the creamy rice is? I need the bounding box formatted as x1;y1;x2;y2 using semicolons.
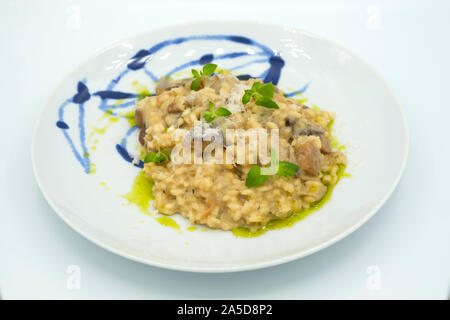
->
135;73;346;231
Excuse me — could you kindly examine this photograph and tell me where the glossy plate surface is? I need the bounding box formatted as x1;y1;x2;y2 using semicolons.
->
32;21;408;272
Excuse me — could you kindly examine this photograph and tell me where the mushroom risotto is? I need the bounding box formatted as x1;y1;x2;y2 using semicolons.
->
135;65;346;232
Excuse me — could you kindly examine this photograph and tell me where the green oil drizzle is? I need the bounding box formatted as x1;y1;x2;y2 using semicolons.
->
85;108;120;173
327;119;347;153
117;110;136;127
99;181;110;190
187;226;197;232
100;106;135;127
122;171;181;231
131;80;152;101
86;83;144;176
232;165;347;238
122;171;154;214
157;217;180;230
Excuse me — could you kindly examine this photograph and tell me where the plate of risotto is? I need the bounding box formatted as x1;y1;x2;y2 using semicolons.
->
32;21;408;272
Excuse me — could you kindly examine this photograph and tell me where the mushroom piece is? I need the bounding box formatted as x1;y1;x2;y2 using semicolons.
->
135;108;144;128
138;128;146;146
155;77;190;95
167;101;184;113
285;117;297;127
293;138;322;176
135;108;147;146
318;134;332;154
293;123;325;136
232;164;244;180
288;121;331;154
202;75;239;94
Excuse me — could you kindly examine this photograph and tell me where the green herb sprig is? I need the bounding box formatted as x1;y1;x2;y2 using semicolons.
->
245;150;299;187
242;82;279;109
277;161;300;178
245;166;270;187
203;101;232;123
190;63;218;91
144;150;171;164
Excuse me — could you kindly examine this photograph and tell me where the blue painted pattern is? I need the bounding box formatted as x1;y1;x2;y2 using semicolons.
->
56;34;308;173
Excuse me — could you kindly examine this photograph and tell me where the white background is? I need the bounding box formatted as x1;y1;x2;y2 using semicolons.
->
1;0;449;299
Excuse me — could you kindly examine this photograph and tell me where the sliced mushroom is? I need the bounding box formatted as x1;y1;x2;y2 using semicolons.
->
290;122;332;154
155;77;190;95
293;138;321;176
319;134;332;154
167;101;184;113
203;75;239;94
135;108;144;128
293;123;325;136
138;128;146;146
232;165;244;180
300;104;309;111
285;117;297;127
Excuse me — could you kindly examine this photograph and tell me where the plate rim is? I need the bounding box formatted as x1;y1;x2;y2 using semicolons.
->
31;20;409;273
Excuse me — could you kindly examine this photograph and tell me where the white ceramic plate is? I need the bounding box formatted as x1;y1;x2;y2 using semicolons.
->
32;21;408;272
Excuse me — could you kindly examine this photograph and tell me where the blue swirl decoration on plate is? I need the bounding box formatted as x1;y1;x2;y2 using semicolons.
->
56;34;309;173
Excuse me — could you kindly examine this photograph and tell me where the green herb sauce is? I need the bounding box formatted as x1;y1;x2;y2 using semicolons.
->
122;171;180;231
232;164;347;238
